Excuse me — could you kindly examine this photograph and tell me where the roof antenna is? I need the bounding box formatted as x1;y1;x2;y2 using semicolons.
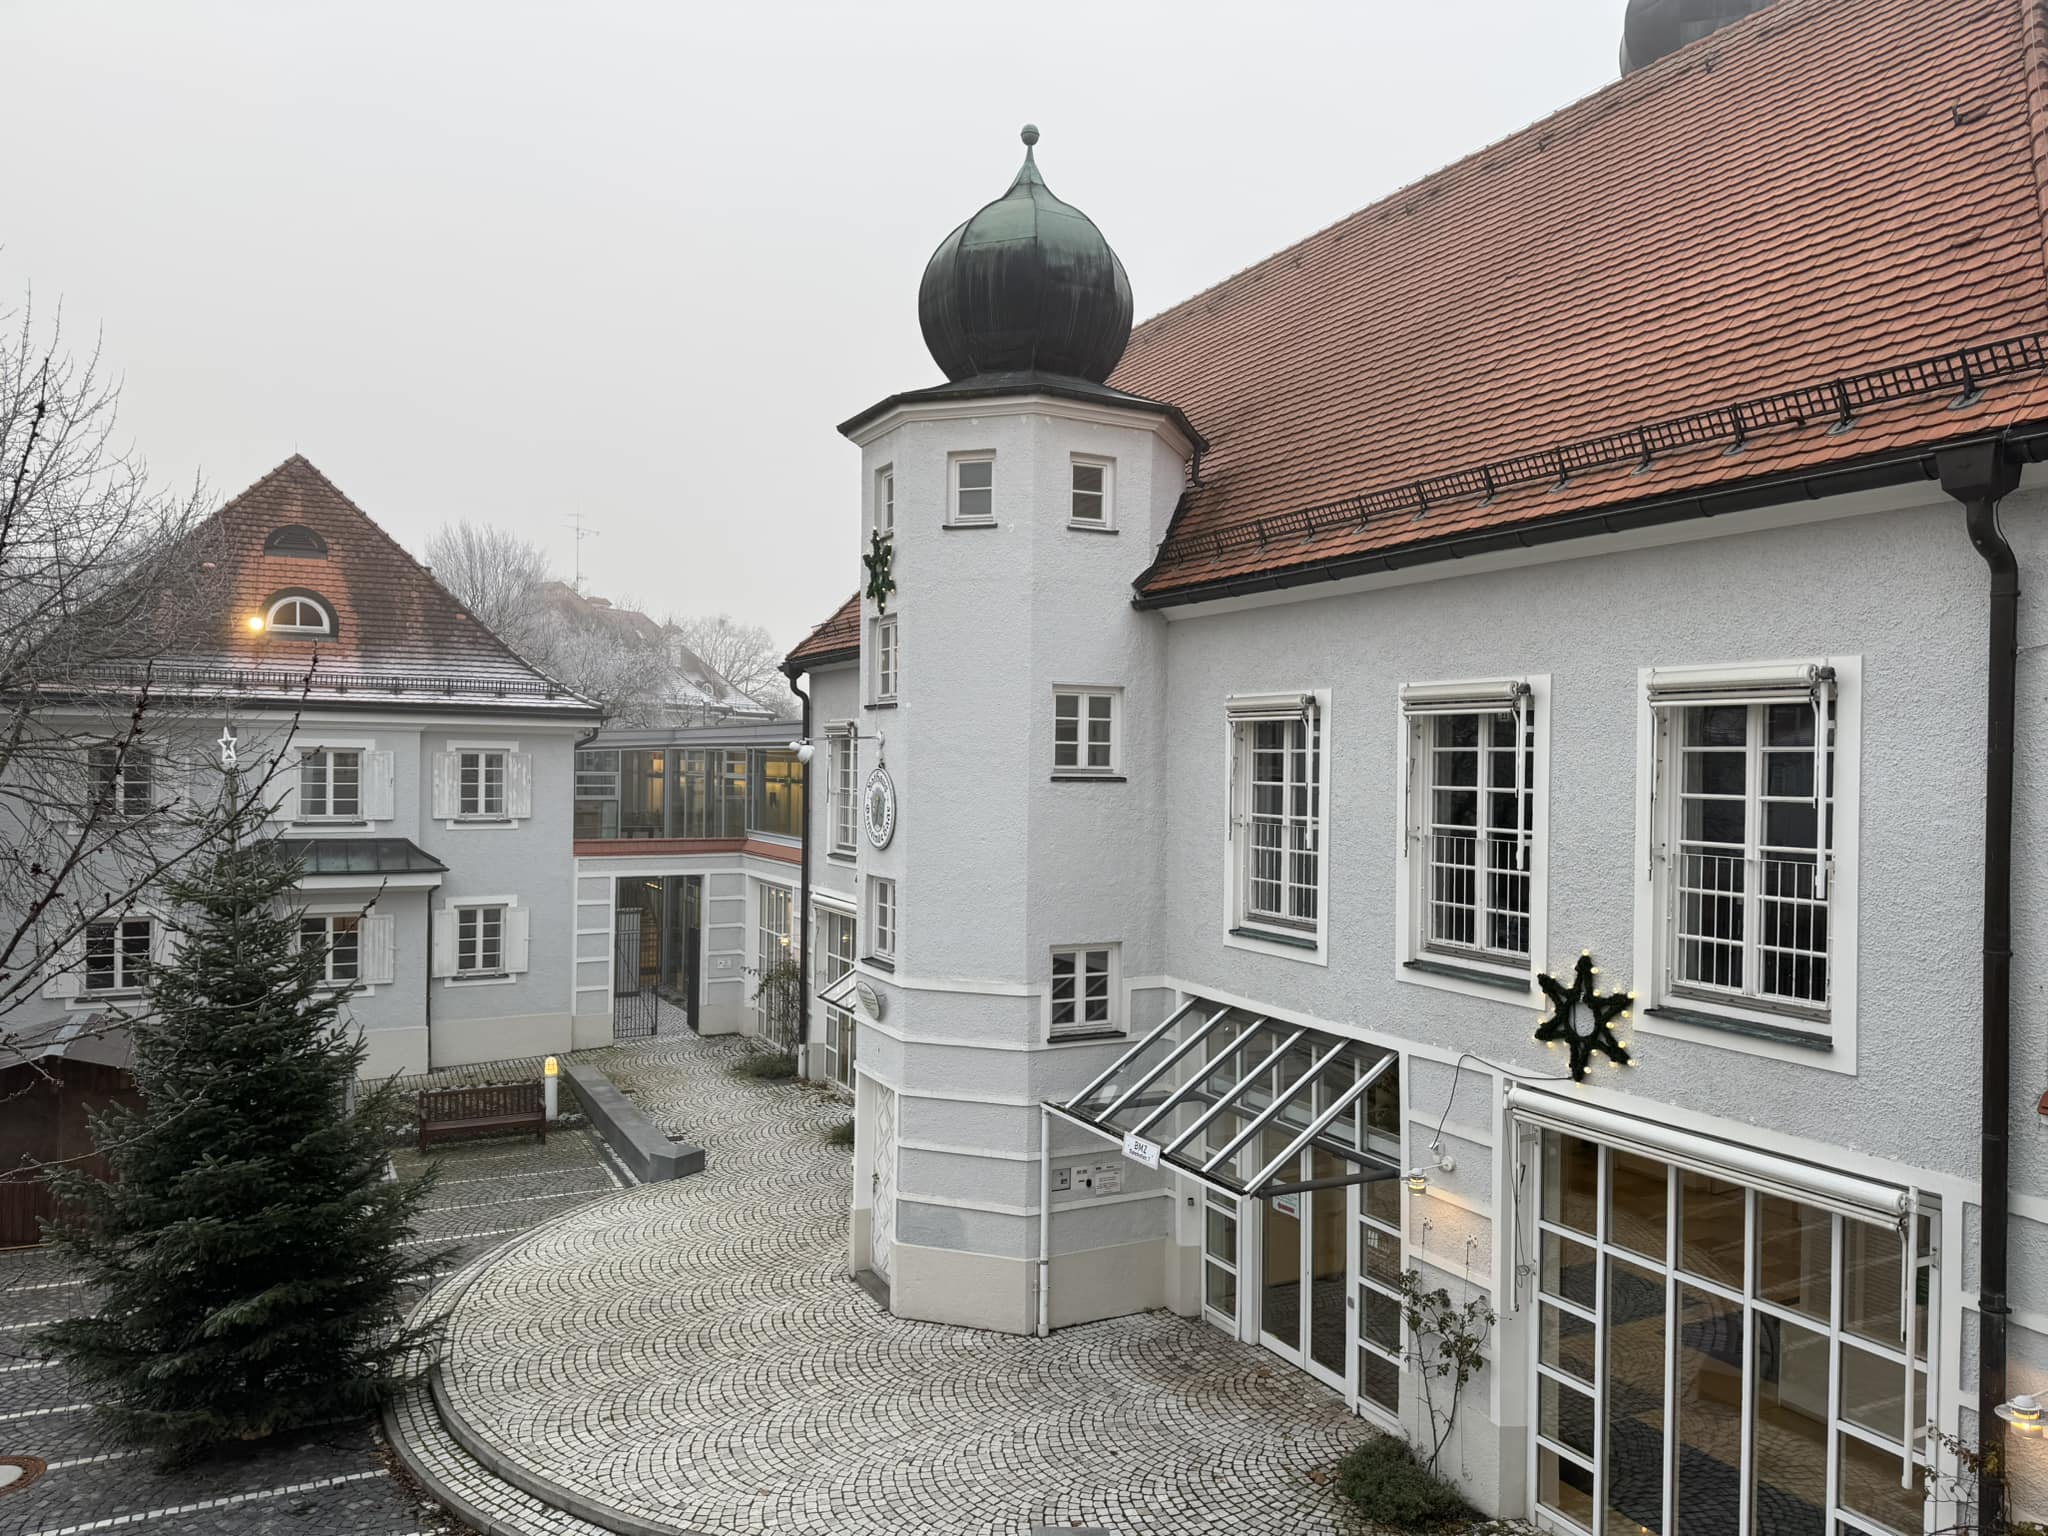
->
567;509;599;593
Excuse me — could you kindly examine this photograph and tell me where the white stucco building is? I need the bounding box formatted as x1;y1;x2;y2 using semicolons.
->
782;0;2048;1529
14;456;604;1077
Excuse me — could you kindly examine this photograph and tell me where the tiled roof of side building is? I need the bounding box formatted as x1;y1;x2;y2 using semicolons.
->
1116;0;2048;601
77;455;601;713
784;592;862;673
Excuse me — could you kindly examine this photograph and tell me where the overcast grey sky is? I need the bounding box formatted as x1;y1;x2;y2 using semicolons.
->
3;1;1625;649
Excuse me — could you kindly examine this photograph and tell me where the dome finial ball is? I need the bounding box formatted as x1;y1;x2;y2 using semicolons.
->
1020;123;1040;147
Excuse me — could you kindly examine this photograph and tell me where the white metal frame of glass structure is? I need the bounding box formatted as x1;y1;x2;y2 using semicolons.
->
1518;1114;1934;1536
1046;997;1406;1414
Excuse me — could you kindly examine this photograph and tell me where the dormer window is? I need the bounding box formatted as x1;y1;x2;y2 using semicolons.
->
264;524;328;558
264;593;335;636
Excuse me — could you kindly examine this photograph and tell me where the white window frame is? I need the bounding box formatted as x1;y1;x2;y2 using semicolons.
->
1223;689;1332;965
875;465;895;538
88;742;157;819
1048;943;1121;1038
1633;657;1860;1072
1052;687;1120;776
867;876;897;965
82;915;154;996
1395;676;1549;1004
872;615;899;704
457;747;508;819
266;594;333;635
299;911;364;987
948;453;995;527
1069;454;1114;529
827;724;858;857
817;905;858;1092
455;901;508;978
298;745;365;821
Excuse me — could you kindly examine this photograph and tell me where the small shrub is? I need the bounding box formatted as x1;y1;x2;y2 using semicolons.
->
824;1119;855;1147
1334;1436;1472;1531
730;1049;798;1080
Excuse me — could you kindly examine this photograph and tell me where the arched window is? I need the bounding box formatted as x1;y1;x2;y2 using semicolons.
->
263;524;328;558
265;593;334;636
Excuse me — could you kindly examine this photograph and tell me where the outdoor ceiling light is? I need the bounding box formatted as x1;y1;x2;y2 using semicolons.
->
1996;1393;2045;1434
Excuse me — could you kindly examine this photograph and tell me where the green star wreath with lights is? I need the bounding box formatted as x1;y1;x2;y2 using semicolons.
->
1535;950;1635;1082
863;529;897;614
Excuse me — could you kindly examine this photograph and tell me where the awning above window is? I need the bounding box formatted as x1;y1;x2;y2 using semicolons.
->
816;970;859;1010
1644;660;1834;708
1050;998;1402;1201
1224;691;1315;724
1398;677;1531;716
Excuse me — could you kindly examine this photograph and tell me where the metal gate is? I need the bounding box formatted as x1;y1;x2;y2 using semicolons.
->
613;908;657;1040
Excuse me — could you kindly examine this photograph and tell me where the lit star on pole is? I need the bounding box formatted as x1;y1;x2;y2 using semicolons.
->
1535;951;1634;1083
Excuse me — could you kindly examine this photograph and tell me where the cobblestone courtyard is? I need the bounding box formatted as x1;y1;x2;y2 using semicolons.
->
395;1032;1373;1536
0;1078;628;1536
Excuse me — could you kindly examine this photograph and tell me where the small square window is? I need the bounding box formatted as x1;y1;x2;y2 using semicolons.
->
84;917;153;994
951;456;994;525
1070;457;1112;527
1050;945;1119;1036
1053;688;1119;775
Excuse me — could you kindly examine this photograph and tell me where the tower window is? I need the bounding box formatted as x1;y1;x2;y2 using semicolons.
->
1070;457;1113;528
951;456;995;525
876;467;895;538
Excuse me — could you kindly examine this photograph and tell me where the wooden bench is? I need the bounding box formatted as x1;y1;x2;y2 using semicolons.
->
417;1082;546;1152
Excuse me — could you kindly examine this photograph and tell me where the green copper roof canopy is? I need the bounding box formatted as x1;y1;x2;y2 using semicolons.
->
918;125;1134;384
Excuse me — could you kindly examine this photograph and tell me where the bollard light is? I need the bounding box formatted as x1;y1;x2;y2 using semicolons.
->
543;1055;559;1122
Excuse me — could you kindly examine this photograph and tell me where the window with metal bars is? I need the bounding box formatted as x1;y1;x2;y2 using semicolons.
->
1235;713;1321;934
1663;701;1834;1016
1418;709;1534;964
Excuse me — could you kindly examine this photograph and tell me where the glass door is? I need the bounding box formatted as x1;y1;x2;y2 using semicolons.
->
1259;1124;1307;1365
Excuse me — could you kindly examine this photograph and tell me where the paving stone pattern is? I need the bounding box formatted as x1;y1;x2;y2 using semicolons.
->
415;1032;1374;1536
0;1124;620;1536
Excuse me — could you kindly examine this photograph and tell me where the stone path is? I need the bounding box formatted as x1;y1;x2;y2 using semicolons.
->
398;1031;1372;1536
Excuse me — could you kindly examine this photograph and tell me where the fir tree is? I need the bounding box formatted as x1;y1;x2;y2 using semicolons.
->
39;769;448;1460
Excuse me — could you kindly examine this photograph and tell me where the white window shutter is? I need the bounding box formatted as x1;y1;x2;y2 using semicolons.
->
269;749;300;822
506;753;533;818
361;914;396;986
364;751;396;821
150;918;177;970
430;914;457;978
504;906;531;974
431;753;456;819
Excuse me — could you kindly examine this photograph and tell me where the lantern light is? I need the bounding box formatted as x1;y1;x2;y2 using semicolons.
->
1997;1393;2045;1434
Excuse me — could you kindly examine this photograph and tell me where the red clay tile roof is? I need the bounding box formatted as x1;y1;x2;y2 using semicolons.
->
784;592;861;674
101;456;599;713
1118;0;2048;600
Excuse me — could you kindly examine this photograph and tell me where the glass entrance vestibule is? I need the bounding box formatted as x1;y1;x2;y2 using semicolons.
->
1516;1104;1935;1536
1055;1000;1409;1420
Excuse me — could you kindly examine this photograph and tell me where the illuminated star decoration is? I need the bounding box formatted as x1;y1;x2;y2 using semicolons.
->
217;728;239;771
862;529;897;615
1534;951;1634;1083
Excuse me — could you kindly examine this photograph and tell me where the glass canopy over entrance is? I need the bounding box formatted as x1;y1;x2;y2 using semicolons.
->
1050;999;1403;1201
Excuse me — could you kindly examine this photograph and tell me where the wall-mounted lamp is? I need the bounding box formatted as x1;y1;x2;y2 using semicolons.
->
1406;1168;1429;1195
245;615;265;633
788;740;816;765
1996;1393;2045;1434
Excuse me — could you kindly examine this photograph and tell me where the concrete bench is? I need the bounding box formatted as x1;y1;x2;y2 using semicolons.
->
417;1082;546;1152
562;1061;703;1181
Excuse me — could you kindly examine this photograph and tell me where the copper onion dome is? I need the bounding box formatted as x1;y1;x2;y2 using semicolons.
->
918;125;1134;384
1620;0;1775;72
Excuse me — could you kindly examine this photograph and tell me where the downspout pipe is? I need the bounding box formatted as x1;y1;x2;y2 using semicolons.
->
1937;441;2022;1534
788;670;814;1078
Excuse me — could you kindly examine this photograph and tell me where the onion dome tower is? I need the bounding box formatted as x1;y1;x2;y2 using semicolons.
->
1620;0;1774;72
917;125;1133;383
